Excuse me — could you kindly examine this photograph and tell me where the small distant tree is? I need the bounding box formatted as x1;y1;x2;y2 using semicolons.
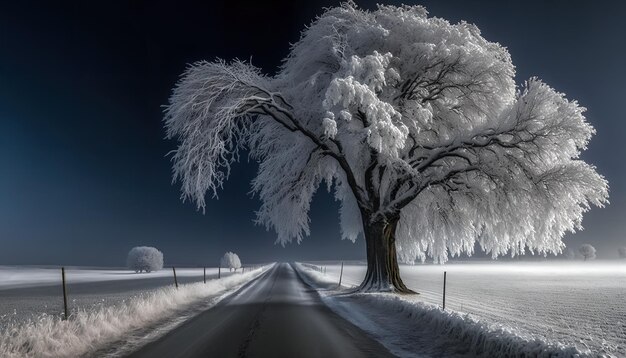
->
564;248;576;260
578;244;596;261
618;247;626;259
127;246;164;273
220;252;242;272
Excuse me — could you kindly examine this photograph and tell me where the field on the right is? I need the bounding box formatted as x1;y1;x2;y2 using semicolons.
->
318;261;626;356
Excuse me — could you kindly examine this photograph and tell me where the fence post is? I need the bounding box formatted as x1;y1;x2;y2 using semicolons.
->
173;267;179;289
61;267;69;320
218;265;221;279
203;267;206;284
443;271;447;310
339;262;344;287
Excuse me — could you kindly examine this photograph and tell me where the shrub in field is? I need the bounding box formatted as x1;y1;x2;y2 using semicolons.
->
221;252;241;271
564;248;576;260
127;246;164;273
578;244;596;261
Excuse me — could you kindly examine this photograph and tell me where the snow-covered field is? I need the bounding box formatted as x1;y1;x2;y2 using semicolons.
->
305;261;626;357
0;266;225;289
0;265;269;357
0;266;250;324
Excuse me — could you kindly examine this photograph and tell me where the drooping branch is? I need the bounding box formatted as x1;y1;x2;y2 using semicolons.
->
378;78;601;221
246;92;369;210
166;59;369;210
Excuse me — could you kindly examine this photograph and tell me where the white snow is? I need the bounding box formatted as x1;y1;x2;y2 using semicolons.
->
299;261;626;357
0;265;270;358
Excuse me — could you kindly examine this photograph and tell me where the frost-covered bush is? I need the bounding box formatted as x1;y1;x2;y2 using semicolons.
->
127;246;164;273
220;252;241;271
578;244;596;261
618;247;626;259
563;248;576;260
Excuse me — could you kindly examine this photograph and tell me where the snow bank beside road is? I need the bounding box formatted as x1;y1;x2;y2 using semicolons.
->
296;263;589;358
0;265;270;358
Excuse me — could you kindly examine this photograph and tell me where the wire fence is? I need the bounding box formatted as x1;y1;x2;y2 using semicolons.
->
49;264;262;320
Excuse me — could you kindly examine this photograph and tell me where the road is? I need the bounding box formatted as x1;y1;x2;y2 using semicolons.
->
127;263;394;358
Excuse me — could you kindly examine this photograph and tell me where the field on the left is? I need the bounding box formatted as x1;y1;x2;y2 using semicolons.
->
0;266;225;324
0;265;268;357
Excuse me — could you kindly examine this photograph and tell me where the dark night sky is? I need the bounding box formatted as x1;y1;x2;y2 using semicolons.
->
1;1;624;266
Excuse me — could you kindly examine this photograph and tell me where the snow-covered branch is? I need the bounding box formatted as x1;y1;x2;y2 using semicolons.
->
166;60;366;212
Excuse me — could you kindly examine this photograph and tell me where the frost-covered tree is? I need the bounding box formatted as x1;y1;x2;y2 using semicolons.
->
127;246;164;273
165;3;608;292
578;244;596;261
618;247;626;259
564;248;576;260
220;252;241;271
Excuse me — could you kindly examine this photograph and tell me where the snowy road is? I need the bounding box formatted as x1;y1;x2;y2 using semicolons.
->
127;263;394;358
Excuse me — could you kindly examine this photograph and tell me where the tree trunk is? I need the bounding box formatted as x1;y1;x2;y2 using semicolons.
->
357;217;415;294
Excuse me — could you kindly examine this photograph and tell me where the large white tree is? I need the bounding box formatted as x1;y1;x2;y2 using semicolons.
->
127;246;164;273
165;3;608;292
